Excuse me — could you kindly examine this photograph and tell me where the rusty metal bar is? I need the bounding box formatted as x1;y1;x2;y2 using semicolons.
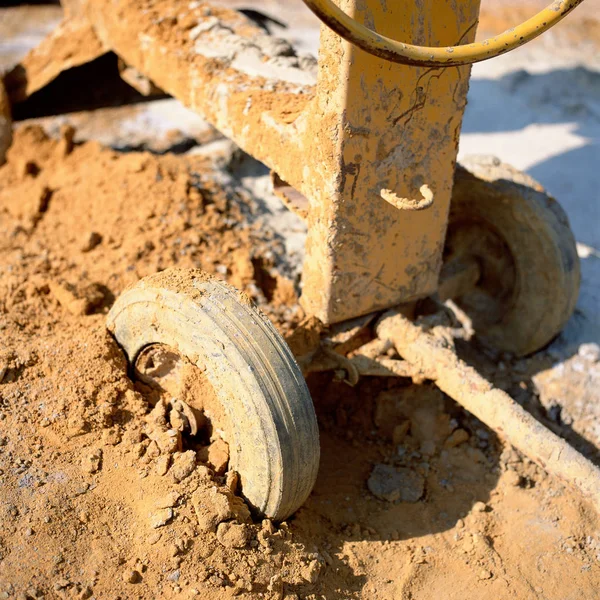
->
376;309;600;512
305;348;418;381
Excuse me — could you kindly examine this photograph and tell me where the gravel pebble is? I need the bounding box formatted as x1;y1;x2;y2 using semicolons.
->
216;521;251;548
123;569;141;584
367;464;425;503
170;450;197;482
150;507;174;528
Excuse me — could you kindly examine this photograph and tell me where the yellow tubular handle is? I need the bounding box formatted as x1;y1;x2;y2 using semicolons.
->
302;0;585;66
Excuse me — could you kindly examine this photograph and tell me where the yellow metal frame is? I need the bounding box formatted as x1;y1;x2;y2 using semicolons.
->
79;0;585;324
298;0;482;323
302;0;585;66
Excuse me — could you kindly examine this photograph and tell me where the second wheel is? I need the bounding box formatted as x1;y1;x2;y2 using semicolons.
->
443;156;580;356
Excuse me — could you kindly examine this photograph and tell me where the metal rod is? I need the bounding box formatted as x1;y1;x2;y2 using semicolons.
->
376;308;600;512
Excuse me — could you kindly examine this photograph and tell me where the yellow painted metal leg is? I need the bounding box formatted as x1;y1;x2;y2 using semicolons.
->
299;0;481;324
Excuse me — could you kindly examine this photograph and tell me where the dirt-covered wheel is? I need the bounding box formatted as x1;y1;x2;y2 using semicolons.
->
106;268;320;520
444;155;580;356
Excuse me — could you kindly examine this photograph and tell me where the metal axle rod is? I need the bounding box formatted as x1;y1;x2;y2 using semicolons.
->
376;309;600;512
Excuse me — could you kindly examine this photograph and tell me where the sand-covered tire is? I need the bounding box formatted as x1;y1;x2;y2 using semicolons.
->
106;268;319;520
446;156;580;356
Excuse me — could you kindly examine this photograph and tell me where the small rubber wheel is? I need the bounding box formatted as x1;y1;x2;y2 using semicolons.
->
106;268;320;520
445;155;580;356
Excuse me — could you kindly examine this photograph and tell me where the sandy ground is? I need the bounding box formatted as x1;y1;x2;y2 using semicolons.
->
1;1;599;599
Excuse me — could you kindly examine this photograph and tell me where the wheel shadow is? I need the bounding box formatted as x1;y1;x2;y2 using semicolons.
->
280;327;599;598
282;373;502;598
